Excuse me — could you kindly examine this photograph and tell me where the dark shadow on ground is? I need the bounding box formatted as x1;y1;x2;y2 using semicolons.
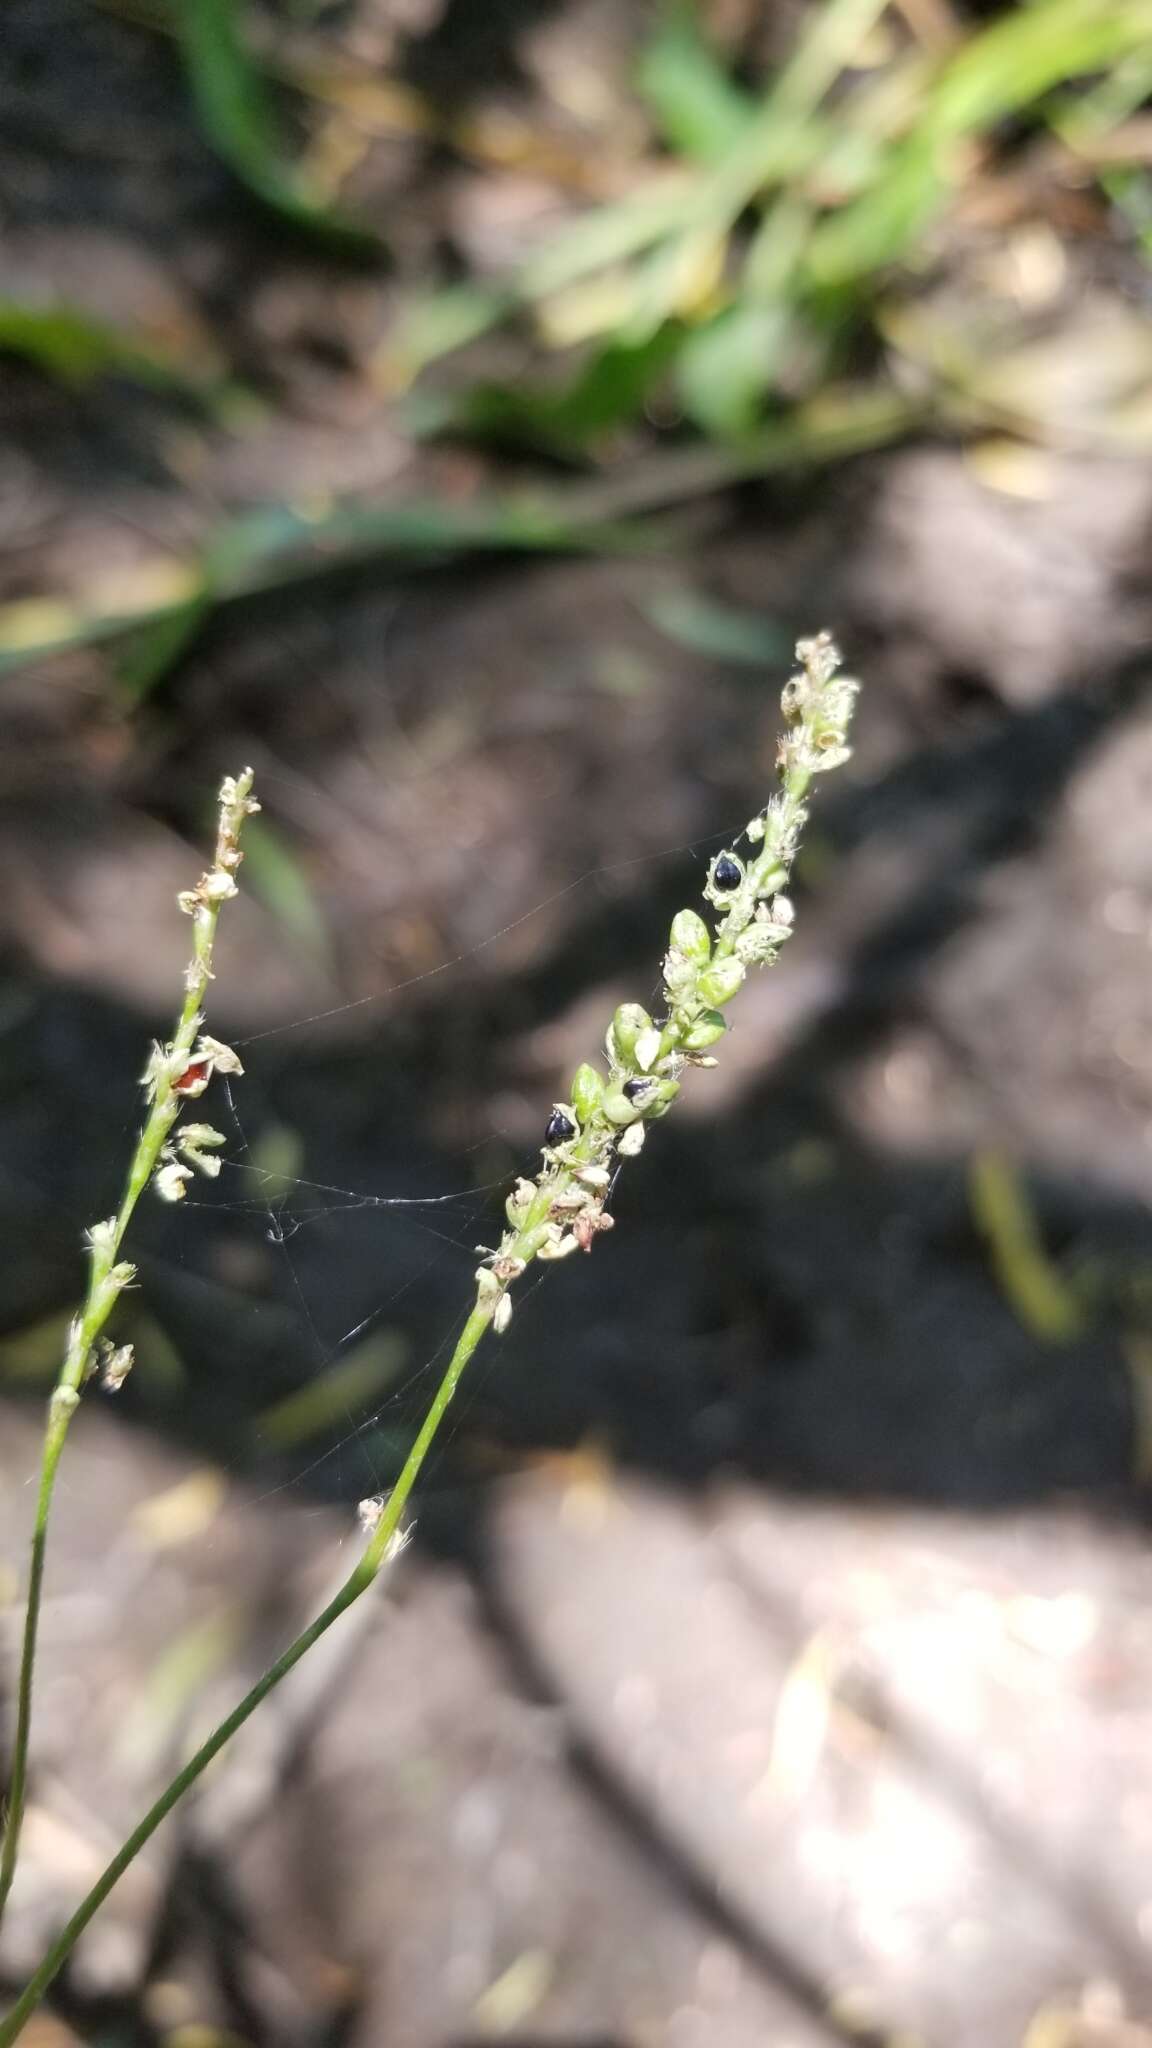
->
4;649;1148;1520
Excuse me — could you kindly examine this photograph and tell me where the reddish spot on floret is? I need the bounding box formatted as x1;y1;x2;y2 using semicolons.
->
173;1060;209;1094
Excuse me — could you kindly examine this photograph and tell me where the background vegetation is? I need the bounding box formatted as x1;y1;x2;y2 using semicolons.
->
3;2;1152;2042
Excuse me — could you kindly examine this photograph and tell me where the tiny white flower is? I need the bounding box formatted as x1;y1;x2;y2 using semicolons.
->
617;1121;645;1157
179;1123;226;1149
193;1034;244;1077
634;1027;662;1073
220;773;260;816
154;1160;193;1202
493;1292;513;1334
178;1124;226;1178
100;1342;134;1392
662;948;698;998
201;869;239;903
537;1229;580;1261
576;1164;611;1190
811;743;852;773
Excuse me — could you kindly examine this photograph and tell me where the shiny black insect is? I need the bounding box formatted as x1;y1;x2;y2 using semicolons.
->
545;1108;577;1144
712;852;743;891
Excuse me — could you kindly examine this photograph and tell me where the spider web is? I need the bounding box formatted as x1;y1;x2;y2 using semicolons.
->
147;813;735;1518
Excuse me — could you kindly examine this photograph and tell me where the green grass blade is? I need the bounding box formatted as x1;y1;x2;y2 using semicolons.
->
810;0;1152;287
637;2;757;162
238;815;329;960
0;301;219;399
180;0;378;249
640;587;789;664
409;327;682;455
0;381;921;687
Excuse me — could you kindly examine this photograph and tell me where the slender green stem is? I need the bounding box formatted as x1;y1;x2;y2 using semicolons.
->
0;771;258;1932
0;636;858;2037
0;1404;73;1935
0;1302;492;2045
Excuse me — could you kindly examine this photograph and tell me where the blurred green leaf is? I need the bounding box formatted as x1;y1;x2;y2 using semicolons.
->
245;1122;305;1203
257;1333;407;1451
129;1311;188;1396
810;0;1152;288
388;0;884;372
117;584;214;700
640;587;789;665
767;0;890;120
620;0;888;344
637;3;757;163
676;301;792;437
383;282;514;384
411;327;682;454
743;189;815;303
519;178;697;302
383;0;1152;480
1103;166;1152;253
116;515;257;700
0;387;918;681
240;815;329;960
1049;38;1152;141
807;130;943;287
0;489;655;679
969;1150;1084;1344
471;1950;555;2034
180;0;377;248
124;1610;240;1774
0;301;210;395
0;1312;74;1387
543;327;681;439
927;0;1152;137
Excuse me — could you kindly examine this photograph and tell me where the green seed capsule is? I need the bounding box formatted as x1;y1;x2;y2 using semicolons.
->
669;909;711;965
602;1082;644;1126
662;948;698;998
683;1009;726;1051
645;1077;681;1118
505;1178;536;1227
697;957;745;1007
570;1063;604;1122
611;1003;653;1064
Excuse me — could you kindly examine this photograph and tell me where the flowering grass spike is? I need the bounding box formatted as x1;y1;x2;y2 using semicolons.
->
0;641;857;2043
0;769;259;1942
475;631;857;1334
